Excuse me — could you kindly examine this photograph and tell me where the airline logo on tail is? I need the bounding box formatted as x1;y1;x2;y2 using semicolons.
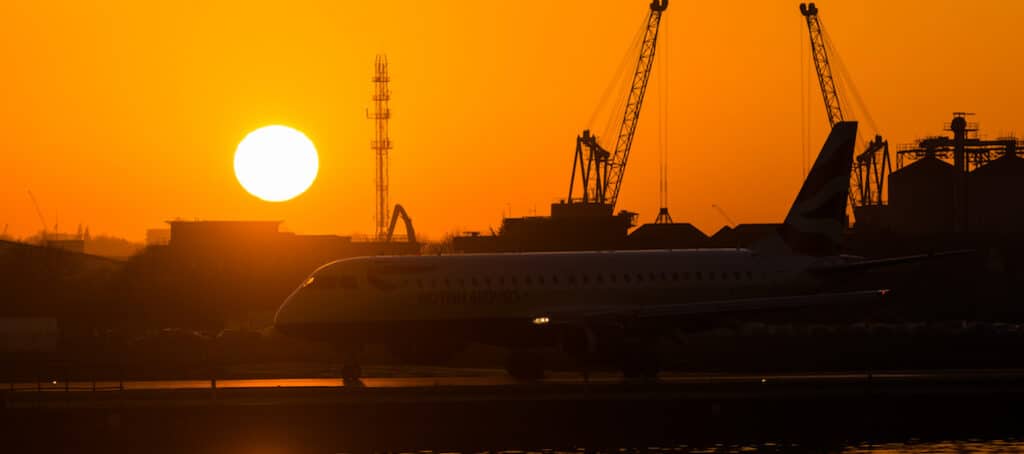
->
779;121;858;256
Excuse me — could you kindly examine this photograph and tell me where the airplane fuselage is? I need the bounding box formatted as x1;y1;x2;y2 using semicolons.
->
273;249;854;350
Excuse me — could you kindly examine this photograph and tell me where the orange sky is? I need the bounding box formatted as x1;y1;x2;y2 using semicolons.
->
2;1;1021;242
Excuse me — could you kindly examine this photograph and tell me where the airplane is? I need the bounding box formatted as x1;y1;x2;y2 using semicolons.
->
275;121;910;381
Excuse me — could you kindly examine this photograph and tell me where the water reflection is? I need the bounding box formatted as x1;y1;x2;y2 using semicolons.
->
385;440;1024;453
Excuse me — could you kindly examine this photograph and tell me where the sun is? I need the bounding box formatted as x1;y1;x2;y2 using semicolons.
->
234;125;319;202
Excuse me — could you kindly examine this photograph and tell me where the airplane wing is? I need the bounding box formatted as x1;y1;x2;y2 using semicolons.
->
549;289;889;322
808;250;975;276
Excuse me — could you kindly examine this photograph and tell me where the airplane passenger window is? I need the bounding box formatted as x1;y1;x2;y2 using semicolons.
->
596;274;604;284
511;276;518;286
609;274;617;283
458;278;465;287
722;272;729;280
430;279;437;289
416;279;423;289
552;275;559;284
671;272;679;281
498;276;505;286
538;275;545;285
484;276;492;286
525;275;532;285
636;274;643;282
659;272;666;281
582;274;589;284
682;272;690;280
695;272;703;281
708;272;715;281
568;275;576;285
734;272;743;280
444;278;451;288
649;272;657;281
471;277;478;287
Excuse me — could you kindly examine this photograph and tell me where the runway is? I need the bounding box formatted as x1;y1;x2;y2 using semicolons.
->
9;368;1024;451
9;368;1024;393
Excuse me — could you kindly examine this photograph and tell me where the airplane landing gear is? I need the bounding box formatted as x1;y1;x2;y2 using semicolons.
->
505;351;545;381
340;363;362;383
620;349;660;380
336;345;364;386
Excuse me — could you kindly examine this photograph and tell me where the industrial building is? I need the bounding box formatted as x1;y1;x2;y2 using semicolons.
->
855;113;1024;235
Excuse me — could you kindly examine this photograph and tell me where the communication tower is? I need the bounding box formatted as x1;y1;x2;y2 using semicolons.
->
369;55;392;240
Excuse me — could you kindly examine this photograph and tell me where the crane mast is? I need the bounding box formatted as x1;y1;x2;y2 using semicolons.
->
568;0;668;209
800;2;844;127
800;3;890;210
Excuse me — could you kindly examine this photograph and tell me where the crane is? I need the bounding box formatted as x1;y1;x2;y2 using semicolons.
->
567;0;668;210
27;190;48;242
800;3;890;209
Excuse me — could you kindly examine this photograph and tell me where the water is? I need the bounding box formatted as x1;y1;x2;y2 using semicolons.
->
387;440;1024;453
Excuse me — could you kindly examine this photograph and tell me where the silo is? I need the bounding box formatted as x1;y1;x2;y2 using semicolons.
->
887;157;962;233
968;154;1024;233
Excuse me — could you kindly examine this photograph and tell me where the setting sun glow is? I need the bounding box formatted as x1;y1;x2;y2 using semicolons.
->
234;125;319;202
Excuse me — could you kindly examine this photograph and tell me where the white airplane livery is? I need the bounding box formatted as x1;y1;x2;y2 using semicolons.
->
275;122;901;380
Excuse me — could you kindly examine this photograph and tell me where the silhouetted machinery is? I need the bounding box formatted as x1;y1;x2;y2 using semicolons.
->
566;0;668;211
800;3;890;226
454;1;668;252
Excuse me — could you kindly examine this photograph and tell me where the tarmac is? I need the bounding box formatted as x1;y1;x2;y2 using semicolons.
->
5;369;1024;451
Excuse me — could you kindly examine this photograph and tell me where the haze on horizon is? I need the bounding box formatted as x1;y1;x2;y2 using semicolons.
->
1;0;1020;242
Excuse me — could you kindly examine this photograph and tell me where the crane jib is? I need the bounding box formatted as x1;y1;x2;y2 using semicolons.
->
566;0;667;210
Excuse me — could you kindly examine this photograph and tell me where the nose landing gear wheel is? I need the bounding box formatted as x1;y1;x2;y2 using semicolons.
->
341;363;362;382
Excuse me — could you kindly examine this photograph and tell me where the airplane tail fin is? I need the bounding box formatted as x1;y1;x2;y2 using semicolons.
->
756;121;858;256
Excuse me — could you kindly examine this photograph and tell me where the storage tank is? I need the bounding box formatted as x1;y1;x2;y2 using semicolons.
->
968;154;1024;233
887;157;962;233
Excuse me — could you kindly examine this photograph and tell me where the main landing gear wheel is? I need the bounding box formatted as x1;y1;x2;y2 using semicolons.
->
505;351;545;381
621;350;660;380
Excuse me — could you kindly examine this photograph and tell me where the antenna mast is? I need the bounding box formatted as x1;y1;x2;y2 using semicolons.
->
369;55;392;240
